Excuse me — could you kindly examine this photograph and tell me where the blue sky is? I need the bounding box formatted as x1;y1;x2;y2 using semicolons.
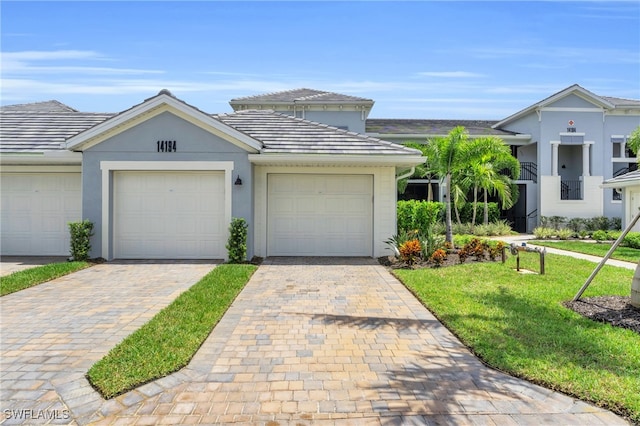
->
2;1;639;119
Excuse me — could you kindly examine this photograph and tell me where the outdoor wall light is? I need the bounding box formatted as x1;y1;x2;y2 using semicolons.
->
235;175;243;186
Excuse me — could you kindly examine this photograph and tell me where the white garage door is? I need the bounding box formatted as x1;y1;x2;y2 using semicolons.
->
114;171;226;259
268;174;373;256
0;173;81;256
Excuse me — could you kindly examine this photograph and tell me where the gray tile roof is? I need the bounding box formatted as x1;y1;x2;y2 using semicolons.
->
1;100;79;113
366;119;518;136
215;110;421;155
0;108;113;153
601;96;640;107
602;170;640;185
229;88;373;105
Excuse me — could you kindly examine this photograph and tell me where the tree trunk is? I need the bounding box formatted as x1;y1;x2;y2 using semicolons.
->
632;260;640;308
484;188;489;225
445;173;454;246
471;186;478;228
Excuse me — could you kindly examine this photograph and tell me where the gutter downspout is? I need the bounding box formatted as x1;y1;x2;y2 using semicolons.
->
396;166;415;183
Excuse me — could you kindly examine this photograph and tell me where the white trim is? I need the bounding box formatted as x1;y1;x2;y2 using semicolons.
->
0;151;82;165
99;161;234;260
66;94;261;153
559;132;586;137
0;165;81;172
367;133;533;142
541;107;604;113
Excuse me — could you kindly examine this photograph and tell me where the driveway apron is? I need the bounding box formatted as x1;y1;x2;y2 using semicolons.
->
92;257;628;425
0;260;218;425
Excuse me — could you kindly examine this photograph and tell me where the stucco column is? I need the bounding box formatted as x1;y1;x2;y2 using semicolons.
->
582;143;591;177
621;141;627;158
551;142;560;176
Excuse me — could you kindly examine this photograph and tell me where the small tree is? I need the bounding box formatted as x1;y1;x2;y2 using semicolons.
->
226;217;248;263
69;220;94;261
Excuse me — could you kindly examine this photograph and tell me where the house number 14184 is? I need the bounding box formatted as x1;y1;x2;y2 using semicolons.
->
157;140;177;152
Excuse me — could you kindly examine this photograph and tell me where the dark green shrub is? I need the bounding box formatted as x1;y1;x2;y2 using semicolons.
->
567;218;585;232
585;216;611;232
69;220;94;261
226;217;248;263
397;200;444;233
610;217;622;230
457;202;500;224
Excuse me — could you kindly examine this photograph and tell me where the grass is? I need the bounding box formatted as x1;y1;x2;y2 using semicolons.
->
531;240;640;264
0;261;91;296
394;253;640;423
87;263;257;399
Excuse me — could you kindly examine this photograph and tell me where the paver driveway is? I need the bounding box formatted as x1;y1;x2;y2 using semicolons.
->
0;260;218;425
90;258;628;425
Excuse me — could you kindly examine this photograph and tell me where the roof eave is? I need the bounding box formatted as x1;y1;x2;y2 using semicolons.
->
248;153;425;167
65;94;262;153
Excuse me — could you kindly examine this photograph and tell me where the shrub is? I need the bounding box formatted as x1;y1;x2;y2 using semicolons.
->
419;223;445;259
610;217;622;230
488;241;505;261
456;202;500;224
533;227;554;239
540;215;566;230
452;222;473;235
585;216;611;232
556;228;574;240
623;232;640;249
608;230;622;241
592;230;608;242
399;239;422;266
397;200;444;234
226;217;248;263
69;220;94;261
567;217;585;233
430;249;447;267
385;230;418;257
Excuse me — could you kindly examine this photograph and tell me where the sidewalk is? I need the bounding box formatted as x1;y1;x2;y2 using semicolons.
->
495;234;638;270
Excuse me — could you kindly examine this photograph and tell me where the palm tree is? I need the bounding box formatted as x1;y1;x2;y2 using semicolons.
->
461;137;520;226
423;126;470;245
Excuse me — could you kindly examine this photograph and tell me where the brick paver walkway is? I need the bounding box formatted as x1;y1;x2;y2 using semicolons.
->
0;261;218;425
88;258;629;425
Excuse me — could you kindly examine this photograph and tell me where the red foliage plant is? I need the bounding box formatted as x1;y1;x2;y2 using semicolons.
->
399;239;422;266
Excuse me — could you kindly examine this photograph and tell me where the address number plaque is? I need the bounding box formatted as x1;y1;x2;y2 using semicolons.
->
157;140;177;153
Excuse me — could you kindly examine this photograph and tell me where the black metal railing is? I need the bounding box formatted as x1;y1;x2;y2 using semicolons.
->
561;180;582;200
613;163;638;178
499;161;537;182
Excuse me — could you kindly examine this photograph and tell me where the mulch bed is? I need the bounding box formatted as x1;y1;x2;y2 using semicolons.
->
564;296;640;335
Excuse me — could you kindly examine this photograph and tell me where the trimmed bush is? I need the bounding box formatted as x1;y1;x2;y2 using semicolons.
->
226;217;248;263
592;230;608;242
623;232;640;249
69;220;94;261
397;200;444;233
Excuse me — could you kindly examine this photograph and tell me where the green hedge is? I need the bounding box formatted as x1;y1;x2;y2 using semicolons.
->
397;200;500;233
397;200;444;233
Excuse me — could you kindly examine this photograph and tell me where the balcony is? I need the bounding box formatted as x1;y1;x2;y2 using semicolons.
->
561;180;582;200
500;161;537;182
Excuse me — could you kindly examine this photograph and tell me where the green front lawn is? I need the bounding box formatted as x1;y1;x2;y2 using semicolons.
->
0;261;91;296
394;254;640;423
531;240;640;264
87;263;257;399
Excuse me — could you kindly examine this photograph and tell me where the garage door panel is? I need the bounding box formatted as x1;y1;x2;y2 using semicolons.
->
268;174;372;256
114;171;225;259
1;173;81;255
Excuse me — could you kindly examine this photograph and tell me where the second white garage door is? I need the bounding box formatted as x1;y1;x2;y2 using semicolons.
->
114;171;226;259
268;174;373;256
0;173;81;256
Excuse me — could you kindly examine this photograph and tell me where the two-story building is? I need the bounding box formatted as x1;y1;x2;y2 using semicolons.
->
1;84;639;258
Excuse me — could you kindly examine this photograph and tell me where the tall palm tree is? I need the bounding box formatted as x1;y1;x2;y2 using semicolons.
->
423;126;470;245
461;137;520;226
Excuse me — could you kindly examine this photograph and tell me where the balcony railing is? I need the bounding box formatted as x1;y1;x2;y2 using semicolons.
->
500;161;537;182
561;180;582;200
